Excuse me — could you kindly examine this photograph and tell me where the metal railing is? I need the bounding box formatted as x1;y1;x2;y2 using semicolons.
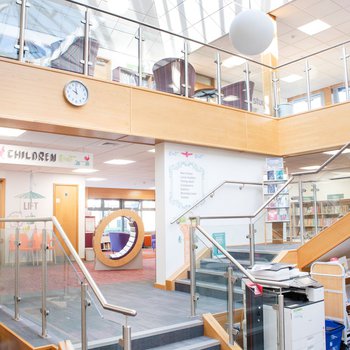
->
0;216;136;350
183;142;350;348
5;0;350;117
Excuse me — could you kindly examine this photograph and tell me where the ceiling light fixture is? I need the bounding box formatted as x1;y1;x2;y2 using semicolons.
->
229;9;274;56
280;74;303;83
0;127;26;137
298;20;330;36
72;168;99;174
223;95;239;102
299;165;320;170
148;149;155;153
86;177;107;182
104;159;135;165
222;56;246;68
323;149;350;155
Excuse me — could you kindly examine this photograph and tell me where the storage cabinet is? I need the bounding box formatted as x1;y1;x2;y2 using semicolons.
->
311;261;350;345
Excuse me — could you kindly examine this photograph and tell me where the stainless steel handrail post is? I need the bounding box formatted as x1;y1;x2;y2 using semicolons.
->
41;223;48;338
14;224;20;321
277;292;285;350
249;220;255;267
272;70;279;117
123;321;132;350
298;178;305;245
184;40;189;97
227;266;235;345
305;59;312;111
82;8;90;76
137;26;143;87
312;182;319;236
244;61;251;112
17;0;27;62
215;51;222;105
81;282;89;350
342;46;350;101
190;217;198;316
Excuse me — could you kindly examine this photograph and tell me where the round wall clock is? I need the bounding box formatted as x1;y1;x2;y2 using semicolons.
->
64;80;89;106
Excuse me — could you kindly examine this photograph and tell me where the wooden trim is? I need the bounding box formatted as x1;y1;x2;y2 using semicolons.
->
203;313;242;350
87;187;155;200
93;209;145;267
154;283;166;290
0;179;5;228
53;184;79;252
57;340;74;350
0;323;58;350
273;249;298;265
165;247;211;291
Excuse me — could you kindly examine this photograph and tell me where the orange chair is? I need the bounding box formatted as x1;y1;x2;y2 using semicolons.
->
32;230;56;265
8;233;16;264
19;232;34;265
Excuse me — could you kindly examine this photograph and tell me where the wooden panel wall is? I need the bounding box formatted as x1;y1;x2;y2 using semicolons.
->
278;102;350;155
0;58;278;155
1;58;350;156
87;187;155;200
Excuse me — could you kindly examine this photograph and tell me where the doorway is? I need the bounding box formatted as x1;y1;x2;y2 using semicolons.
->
53;184;79;253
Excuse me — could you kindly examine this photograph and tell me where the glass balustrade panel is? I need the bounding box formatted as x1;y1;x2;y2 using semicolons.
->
89;9;140;84
25;0;85;74
0;0;20;60
142;26;187;95
248;61;272;116
187;44;218;104
307;45;345;111
277;59;306;117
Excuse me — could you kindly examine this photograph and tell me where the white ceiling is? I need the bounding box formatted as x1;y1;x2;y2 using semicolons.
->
0;132;156;190
1;0;350;189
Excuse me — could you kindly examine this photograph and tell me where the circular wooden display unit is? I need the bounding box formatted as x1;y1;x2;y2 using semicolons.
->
93;209;144;267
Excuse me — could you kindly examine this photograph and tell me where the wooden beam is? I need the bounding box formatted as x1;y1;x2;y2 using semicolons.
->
86;187;155;200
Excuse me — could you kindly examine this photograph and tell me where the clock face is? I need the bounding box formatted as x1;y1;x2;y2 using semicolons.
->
64;80;88;106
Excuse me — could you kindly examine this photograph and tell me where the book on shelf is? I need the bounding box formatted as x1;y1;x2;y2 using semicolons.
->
267;209;278;221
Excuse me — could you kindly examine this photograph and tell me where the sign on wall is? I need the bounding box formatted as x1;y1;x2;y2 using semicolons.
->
169;151;205;209
0;144;93;169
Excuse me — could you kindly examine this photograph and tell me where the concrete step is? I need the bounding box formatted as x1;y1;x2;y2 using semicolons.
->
175;278;243;301
147;336;220;349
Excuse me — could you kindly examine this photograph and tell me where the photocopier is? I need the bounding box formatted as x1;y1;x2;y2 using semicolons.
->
242;263;325;350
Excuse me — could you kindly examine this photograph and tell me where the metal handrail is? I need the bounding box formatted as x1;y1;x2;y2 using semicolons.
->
65;0;350;72
195;224;289;288
190;142;350;222
170;180;262;224
0;216;136;317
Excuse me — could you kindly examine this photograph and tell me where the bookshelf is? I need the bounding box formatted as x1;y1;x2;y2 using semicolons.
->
263;158;290;243
291;198;350;238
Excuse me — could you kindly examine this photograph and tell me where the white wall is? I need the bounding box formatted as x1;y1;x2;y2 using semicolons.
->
0;170;86;257
155;142;267;285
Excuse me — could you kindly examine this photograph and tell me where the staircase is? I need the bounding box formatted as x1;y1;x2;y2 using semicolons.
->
175;247;278;301
90;320;220;350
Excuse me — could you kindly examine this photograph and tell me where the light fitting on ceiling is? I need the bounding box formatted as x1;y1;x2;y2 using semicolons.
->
105;0;129;15
104;159;135;165
298;20;330;36
0;127;26;137
299;165;320;170
72;168;99;174
229;9;274;56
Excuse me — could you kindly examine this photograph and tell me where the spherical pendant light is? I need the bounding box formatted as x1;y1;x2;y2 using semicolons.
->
229;9;274;56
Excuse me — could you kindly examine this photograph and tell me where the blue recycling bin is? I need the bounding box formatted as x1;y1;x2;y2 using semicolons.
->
325;320;345;350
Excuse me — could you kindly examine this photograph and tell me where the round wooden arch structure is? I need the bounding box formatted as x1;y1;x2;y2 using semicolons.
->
93;209;145;267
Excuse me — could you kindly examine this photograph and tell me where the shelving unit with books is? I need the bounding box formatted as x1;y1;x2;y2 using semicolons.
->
263;158;290;243
290;198;350;238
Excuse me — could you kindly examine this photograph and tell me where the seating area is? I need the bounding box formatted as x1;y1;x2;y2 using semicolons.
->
8;230;56;265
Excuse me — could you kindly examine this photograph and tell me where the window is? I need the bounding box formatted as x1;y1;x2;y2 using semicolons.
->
87;198;155;233
332;86;349;104
291;93;324;114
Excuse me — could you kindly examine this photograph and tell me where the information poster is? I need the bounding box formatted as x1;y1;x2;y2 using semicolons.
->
212;232;226;257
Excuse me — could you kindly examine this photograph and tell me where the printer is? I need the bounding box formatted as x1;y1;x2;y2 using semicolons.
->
242;263;325;350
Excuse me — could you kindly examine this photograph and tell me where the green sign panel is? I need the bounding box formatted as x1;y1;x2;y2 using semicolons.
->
212;232;226;257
